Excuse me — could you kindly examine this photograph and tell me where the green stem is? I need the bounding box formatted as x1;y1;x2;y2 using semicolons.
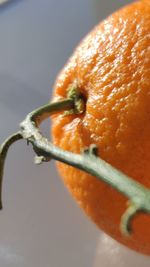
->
0;99;74;210
0;132;23;209
1;95;150;236
20;101;150;236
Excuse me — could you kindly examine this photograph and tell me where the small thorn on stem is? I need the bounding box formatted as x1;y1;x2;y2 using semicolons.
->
34;155;51;165
83;144;98;157
34;156;45;165
89;144;98;156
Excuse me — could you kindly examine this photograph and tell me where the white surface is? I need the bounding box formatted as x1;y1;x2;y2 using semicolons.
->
0;0;150;266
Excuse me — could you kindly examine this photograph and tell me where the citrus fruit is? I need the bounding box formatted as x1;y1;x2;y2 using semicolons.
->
52;0;150;255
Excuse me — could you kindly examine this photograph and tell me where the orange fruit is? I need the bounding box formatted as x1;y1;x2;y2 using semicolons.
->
52;0;150;255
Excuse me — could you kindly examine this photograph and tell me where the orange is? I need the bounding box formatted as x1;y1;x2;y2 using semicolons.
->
52;0;150;255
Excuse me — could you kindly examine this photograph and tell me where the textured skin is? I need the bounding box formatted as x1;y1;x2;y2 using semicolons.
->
52;0;150;255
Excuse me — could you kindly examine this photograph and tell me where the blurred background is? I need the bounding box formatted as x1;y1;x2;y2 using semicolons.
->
0;1;150;267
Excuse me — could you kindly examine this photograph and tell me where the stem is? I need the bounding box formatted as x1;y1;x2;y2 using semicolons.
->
0;132;23;209
31;98;75;123
0;99;74;210
20;101;150;236
1;95;150;236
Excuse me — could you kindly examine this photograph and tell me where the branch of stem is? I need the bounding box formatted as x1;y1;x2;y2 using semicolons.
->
0;132;23;209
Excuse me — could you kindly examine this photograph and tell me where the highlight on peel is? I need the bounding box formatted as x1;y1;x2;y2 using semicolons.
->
52;0;150;255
